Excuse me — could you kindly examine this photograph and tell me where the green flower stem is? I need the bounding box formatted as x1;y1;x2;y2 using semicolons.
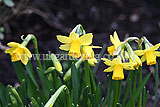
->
31;35;42;70
138;66;142;107
63;58;83;81
21;34;42;70
84;60;91;87
153;63;159;107
118;80;122;102
133;69;137;92
113;80;119;107
44;85;70;107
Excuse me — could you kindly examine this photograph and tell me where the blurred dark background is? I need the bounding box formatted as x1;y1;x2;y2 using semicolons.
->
0;0;160;106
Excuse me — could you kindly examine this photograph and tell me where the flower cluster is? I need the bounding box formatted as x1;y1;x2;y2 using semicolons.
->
102;31;160;80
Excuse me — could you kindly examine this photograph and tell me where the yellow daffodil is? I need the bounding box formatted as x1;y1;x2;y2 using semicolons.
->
57;32;93;58
134;43;160;65
129;55;142;69
5;42;32;65
101;58;134;80
81;45;101;66
107;31;122;55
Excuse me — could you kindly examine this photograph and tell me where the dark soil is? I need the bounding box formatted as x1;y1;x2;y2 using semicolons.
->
0;0;160;106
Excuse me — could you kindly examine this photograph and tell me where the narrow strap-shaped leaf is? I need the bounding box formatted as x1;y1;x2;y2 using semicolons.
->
84;61;91;89
95;82;101;104
25;61;39;88
12;61;27;83
126;71;152;106
36;67;50;99
93;44;107;73
89;67;96;93
71;63;80;105
153;63;159;107
81;86;90;107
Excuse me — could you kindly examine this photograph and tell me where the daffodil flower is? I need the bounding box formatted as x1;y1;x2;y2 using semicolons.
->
5;42;32;65
107;31;122;55
129;55;142;69
57;32;93;58
125;42;142;69
134;43;160;65
101;58;134;80
81;45;101;66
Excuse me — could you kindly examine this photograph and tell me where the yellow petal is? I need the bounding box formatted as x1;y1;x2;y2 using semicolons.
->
113;31;121;45
141;55;146;63
69;32;79;40
79;33;93;45
103;66;113;72
155;51;160;57
24;47;32;58
112;58;122;64
91;46;102;48
88;58;97;66
122;63;135;70
7;42;20;48
110;35;115;45
59;44;71;51
150;43;160;51
107;45;115;55
21;54;28;65
81;46;94;60
101;58;113;66
134;50;145;56
5;48;15;54
57;35;72;43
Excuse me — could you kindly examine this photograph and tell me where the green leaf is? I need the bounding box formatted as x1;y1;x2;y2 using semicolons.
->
25;61;39;88
71;63;79;105
17;80;27;106
12;61;27;84
84;61;91;88
154;63;159;107
93;44;107;73
89;67;96;93
3;0;14;7
81;86;90;106
0;83;8;106
126;71;152;106
95;82;101;104
36;67;50;100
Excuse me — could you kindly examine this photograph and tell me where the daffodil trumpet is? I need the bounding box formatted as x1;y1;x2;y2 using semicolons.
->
101;57;134;80
134;39;160;65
